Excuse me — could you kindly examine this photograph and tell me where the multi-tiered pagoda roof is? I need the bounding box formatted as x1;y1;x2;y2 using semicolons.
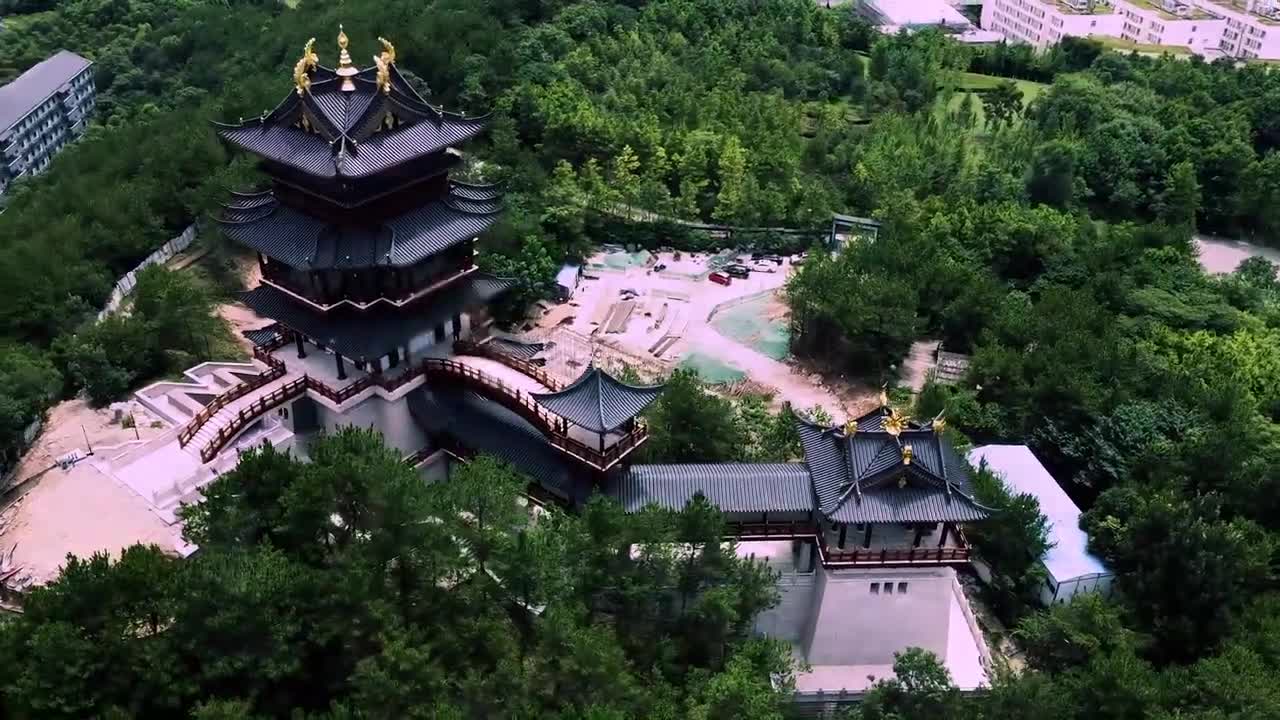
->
216;30;508;370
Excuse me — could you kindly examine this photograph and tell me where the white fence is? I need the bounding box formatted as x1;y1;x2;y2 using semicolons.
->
96;224;198;321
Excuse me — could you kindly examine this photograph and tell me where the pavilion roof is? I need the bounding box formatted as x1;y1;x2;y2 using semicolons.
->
531;367;664;433
214;41;488;180
236;272;509;360
217;181;502;270
795;405;992;524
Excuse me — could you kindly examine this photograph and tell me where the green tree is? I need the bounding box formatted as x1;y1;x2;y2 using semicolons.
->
1015;593;1137;674
643;369;748;462
968;462;1052;621
982;80;1024;129
857;648;962;720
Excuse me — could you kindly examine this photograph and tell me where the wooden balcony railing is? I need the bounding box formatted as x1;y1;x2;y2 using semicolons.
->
199;375;308;462
453;339;564;391
177;337;290;448
193;349;646;470
723;521;971;568
819;545;970;566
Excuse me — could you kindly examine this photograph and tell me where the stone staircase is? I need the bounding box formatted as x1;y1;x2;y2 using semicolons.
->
134;361;272;426
179;368;302;459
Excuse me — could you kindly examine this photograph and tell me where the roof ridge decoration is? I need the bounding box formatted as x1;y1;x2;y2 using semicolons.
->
374;37;395;95
293;38;319;96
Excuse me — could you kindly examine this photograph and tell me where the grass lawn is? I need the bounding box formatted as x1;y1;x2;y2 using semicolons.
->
953;71;1047;103
1095;36;1194;56
935;72;1047;136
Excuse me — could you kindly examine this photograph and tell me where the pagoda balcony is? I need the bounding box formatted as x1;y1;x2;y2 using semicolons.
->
724;521;971;569
261;257;476;312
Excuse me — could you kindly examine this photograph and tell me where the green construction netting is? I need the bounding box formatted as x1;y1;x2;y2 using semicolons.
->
679;351;746;384
711;295;790;360
602;249;652;269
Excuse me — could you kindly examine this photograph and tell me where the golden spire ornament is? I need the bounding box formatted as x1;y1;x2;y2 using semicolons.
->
843;419;858;436
902;444;913;465
336;24;358;91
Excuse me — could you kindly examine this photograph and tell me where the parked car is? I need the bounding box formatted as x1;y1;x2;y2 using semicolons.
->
724;264;751;279
708;272;731;286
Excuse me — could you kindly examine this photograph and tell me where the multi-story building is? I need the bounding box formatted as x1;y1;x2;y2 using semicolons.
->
982;0;1123;48
1115;0;1224;52
0;50;95;197
1204;0;1280;59
981;0;1280;58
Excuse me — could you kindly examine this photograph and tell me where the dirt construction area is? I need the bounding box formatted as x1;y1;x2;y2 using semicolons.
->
535;248;874;421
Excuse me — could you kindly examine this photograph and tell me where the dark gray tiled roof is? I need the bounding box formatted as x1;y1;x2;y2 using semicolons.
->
0;51;92;133
236;273;509;359
794;406;992;524
827;484;992;524
215;65;488;180
484;337;546;361
611;463;815;514
531;368;664;433
217;183;502;270
243;325;283;347
408;387;580;503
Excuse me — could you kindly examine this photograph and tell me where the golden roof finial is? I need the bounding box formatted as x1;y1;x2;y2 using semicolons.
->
883;407;910;438
292;37;319;96
843;419;858;436
902;444;913;465
378;36;396;66
374;54;392;95
335;24;358;92
879;385;889;408
932;412;947;434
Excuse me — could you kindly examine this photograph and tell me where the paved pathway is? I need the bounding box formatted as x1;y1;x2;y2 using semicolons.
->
899;339;941;394
687;322;850;422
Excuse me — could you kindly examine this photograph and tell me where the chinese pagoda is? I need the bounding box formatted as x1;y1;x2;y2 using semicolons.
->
215;30;507;378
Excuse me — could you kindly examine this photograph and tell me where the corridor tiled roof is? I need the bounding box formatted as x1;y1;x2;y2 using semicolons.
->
484;336;547;361
612;463;815;513
218;182;501;270
237;273;509;359
531;367;664;433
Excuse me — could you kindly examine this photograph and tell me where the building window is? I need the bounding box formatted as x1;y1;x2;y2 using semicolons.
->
884;582;894;595
869;583;880;595
898;582;909;594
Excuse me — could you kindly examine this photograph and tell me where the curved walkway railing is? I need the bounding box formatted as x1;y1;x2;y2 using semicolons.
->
177;336;290;448
453;339;564;391
193;349;647;470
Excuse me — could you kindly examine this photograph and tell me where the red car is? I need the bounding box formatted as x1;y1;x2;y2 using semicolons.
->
708;272;731;286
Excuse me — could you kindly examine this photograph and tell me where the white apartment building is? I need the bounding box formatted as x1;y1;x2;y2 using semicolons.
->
981;0;1280;59
1208;0;1280;59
